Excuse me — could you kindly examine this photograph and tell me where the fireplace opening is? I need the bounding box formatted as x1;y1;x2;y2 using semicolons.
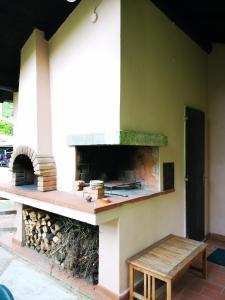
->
13;154;37;186
76;146;160;196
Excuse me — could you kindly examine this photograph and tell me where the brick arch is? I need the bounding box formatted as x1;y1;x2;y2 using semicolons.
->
10;146;57;192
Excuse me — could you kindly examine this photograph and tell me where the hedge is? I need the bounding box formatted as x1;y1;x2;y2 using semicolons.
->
0;119;13;135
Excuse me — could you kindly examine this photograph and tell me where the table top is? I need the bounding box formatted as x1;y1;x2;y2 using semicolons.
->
128;234;207;279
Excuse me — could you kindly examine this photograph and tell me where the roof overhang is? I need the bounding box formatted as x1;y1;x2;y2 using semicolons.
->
0;0;81;99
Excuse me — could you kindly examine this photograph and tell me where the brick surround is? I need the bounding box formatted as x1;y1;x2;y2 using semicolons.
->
9;146;57;192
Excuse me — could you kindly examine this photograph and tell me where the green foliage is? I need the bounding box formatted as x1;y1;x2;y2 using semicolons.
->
0;119;13;135
2;102;13;119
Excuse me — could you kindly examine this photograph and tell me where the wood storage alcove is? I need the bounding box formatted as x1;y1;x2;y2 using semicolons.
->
9;146;57;192
23;206;99;284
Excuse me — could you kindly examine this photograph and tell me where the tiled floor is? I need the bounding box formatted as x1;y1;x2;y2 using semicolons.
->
172;239;225;300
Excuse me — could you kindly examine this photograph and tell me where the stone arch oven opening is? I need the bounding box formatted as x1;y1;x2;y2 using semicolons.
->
10;146;57;192
13;154;36;186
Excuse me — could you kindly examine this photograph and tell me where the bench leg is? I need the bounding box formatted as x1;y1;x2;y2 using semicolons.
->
202;249;207;279
148;274;151;300
152;277;156;300
129;265;134;300
144;273;147;299
166;280;172;300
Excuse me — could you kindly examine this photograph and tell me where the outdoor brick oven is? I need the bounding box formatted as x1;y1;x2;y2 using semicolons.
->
9;146;57;192
0;26;173;299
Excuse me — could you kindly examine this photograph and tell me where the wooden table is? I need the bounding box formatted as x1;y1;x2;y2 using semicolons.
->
128;234;207;300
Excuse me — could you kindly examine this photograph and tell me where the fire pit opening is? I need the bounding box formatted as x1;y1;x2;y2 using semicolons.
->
13;154;36;186
76;145;160;195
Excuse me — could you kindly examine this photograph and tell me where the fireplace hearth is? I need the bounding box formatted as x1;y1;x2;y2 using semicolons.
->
75;145;160;197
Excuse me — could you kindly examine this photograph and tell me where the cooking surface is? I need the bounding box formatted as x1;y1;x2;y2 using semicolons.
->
104;188;156;198
0;183;174;214
104;180;140;187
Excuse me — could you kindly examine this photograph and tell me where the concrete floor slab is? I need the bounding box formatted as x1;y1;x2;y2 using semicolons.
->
0;247;13;261
0;251;78;300
0;247;14;274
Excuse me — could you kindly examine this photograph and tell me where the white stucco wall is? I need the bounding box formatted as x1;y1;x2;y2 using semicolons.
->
97;192;183;295
208;44;225;236
49;0;121;191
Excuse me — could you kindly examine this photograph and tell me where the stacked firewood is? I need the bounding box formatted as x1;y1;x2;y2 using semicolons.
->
23;207;63;254
49;217;99;284
23;207;99;284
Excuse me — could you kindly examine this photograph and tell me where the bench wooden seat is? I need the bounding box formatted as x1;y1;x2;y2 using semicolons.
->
128;234;207;300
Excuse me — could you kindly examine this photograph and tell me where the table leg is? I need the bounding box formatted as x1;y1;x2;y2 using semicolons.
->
166;280;172;300
202;249;207;279
129;265;134;300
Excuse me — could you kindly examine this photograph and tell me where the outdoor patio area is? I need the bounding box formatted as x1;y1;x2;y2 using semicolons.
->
0;201;225;300
1;237;225;300
0;246;78;300
0;186;225;300
1;0;225;299
172;239;225;300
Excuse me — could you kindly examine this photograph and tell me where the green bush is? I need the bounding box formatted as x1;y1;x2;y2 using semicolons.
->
0;119;13;135
2;102;13;119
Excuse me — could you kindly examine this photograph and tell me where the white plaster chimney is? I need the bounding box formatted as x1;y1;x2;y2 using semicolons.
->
14;29;52;154
11;30;56;192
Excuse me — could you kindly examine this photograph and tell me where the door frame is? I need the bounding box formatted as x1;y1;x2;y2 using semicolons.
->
184;106;206;241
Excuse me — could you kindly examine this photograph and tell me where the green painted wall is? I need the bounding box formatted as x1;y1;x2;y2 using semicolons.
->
119;1;208;292
121;0;208;191
121;1;207;135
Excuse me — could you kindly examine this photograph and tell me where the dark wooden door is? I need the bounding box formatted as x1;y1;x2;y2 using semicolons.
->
185;107;205;241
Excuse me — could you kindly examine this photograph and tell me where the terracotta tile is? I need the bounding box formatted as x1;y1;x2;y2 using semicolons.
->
185;278;205;293
181;288;212;300
208;270;225;286
201;287;225;299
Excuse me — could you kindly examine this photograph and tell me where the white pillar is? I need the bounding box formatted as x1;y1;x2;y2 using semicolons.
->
14;202;24;245
98;219;120;296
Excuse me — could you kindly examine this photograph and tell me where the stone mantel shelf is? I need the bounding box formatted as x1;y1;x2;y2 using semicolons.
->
0;183;174;215
66;130;168;146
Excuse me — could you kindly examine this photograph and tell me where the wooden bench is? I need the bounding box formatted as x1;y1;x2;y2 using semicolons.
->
128;234;207;300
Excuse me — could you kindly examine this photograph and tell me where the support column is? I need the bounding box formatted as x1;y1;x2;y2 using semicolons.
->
98;219;120;298
12;202;24;247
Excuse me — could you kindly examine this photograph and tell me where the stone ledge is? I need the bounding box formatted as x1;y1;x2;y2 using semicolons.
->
0;183;174;216
66;130;168;146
